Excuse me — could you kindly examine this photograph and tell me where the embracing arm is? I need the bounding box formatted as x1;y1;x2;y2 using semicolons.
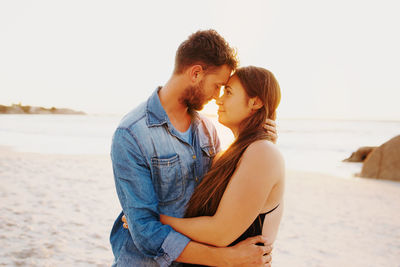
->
160;140;285;247
113;128;273;266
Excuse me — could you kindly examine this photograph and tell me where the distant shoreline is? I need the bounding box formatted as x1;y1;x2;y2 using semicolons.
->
0;104;86;115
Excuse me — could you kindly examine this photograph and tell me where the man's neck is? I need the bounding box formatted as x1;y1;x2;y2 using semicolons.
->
159;76;192;132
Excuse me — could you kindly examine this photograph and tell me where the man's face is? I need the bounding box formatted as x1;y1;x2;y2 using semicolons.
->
180;65;232;111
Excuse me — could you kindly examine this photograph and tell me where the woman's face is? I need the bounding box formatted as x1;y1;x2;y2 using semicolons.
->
216;75;253;133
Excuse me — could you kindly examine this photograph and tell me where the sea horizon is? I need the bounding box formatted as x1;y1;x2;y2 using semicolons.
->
1;114;399;180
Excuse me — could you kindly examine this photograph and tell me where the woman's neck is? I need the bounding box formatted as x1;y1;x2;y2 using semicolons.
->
229;126;239;139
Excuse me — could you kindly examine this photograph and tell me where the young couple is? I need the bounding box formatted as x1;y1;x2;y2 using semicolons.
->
110;29;284;266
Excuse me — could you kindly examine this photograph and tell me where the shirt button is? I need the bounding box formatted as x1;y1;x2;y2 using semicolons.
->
192;155;196;159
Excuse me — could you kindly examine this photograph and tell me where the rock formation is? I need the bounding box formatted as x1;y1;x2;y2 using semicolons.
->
343;146;376;162
360;135;400;181
0;104;85;115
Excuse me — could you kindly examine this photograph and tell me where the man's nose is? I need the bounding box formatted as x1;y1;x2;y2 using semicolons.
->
212;89;220;100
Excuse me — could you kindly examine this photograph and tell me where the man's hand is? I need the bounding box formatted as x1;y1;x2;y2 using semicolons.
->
263;119;278;144
220;235;273;267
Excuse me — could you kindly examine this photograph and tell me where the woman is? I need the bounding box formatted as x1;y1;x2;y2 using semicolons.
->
125;66;284;261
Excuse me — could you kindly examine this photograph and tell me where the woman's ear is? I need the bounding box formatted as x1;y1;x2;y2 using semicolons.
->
250;97;263;110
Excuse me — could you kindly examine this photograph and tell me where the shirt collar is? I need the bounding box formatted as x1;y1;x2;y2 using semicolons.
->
146;87;201;128
146;87;168;127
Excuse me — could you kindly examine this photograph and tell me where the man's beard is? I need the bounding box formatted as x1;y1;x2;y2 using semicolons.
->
179;80;208;111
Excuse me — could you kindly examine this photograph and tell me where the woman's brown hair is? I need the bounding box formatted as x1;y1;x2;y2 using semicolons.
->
185;66;281;218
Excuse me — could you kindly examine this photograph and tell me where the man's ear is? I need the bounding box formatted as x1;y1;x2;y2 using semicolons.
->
187;65;204;83
250;97;263;110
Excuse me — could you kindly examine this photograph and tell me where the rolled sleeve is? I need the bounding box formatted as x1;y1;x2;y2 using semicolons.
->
111;128;190;264
155;230;191;266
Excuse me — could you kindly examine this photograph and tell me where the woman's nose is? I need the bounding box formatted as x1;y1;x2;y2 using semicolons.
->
215;96;223;106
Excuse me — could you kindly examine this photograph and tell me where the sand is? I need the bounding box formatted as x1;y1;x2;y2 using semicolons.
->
0;147;119;267
274;171;400;266
1;147;399;267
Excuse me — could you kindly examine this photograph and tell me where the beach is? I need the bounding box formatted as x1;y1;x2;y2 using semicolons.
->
1;146;399;267
2;0;400;265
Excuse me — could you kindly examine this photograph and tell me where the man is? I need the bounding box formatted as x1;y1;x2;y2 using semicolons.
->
110;29;275;266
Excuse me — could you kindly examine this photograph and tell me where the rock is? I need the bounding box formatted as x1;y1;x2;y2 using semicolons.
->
8;105;24;114
360;135;400;181
0;105;7;113
344;146;376;162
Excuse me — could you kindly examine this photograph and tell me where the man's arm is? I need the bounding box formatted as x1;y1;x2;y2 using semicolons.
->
176;236;272;266
111;128;190;266
120;215;272;266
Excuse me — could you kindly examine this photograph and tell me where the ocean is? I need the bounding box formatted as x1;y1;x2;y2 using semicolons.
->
0;114;399;178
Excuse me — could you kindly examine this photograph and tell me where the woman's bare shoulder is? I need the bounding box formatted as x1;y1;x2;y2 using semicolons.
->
240;140;285;179
245;140;283;161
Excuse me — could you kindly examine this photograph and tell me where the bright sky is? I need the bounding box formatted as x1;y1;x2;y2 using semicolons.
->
1;0;399;120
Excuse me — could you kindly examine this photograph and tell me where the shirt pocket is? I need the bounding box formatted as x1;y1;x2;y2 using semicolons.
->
151;154;184;205
201;145;216;171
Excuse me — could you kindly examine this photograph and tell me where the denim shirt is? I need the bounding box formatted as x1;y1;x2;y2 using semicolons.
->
110;88;221;266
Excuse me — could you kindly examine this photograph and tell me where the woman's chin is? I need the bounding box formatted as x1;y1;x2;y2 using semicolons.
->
217;116;228;127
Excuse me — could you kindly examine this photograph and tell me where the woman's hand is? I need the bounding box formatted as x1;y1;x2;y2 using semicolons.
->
122;214;168;229
122;215;128;229
263;119;278;144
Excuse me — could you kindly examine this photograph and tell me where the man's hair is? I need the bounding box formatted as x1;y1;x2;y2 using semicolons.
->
173;29;238;74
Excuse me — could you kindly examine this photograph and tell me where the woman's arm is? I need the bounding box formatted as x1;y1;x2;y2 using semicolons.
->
160;140;285;247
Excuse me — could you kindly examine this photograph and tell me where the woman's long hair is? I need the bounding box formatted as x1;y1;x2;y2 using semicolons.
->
185;66;281;218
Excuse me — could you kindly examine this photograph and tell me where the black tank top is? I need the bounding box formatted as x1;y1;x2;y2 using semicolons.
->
181;204;280;267
228;203;280;247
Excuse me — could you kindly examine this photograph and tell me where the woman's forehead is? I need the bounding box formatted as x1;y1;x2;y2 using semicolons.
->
226;74;241;87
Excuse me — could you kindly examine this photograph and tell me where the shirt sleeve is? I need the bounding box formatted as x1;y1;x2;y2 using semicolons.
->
111;128;190;266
